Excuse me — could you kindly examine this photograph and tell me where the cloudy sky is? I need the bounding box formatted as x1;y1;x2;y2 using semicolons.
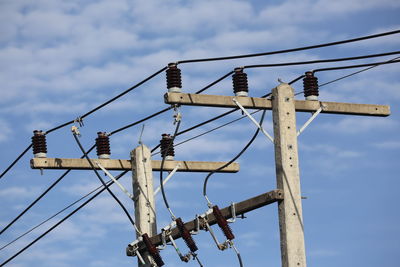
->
0;0;399;266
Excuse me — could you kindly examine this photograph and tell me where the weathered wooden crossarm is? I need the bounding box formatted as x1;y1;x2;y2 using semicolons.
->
127;189;283;255
164;92;390;117
30;158;240;173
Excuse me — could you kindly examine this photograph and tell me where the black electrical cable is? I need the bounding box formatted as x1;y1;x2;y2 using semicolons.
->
294;56;400;96
0;67;167;181
0;171;128;267
0;144;96;236
0;144;32;180
47;67;168;135
0;176;117;251
110;107;172;136
313;58;400;73
72;133;136;227
242;50;400;69
177;29;400;64
203;109;267;203
159;120;181;218
4;31;398;181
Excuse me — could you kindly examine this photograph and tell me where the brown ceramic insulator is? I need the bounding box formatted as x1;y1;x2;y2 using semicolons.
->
160;133;175;158
32;130;47;154
166;63;182;90
95;132;111;156
212;205;235;240
142;233;164;266
232;68;249;94
303;71;319;97
175;217;198;253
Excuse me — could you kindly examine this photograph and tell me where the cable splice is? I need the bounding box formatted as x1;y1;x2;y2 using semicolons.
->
232;68;249;97
212;205;235;241
303;71;319;100
142;233;164;266
175;217;198;253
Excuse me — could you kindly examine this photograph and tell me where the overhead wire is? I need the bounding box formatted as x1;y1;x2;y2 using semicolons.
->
159;119;181;219
7;49;383;236
203;109;267;205
3;29;399;180
0;171;128;267
2;29;399;265
177;29;400;64
0;70;232;238
72;132;137;229
0;67;167;180
0;177;115;251
0;145;95;236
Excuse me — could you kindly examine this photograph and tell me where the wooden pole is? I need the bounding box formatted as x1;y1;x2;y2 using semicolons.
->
131;144;156;267
272;84;307;267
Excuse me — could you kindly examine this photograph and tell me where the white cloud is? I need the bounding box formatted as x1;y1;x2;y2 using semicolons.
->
319;117;398;134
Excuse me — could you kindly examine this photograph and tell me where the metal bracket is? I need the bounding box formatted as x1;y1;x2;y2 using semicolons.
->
227;202;236;223
127;239;146;265
297;103;325;136
95;162;134;200
200;212;230;251
154;163;181;196
232;98;274;143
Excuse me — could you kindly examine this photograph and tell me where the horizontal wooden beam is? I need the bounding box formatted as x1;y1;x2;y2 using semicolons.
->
126;189;284;255
30;158;240;173
164;92;390;117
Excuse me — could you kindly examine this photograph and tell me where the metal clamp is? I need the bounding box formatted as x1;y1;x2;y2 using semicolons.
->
227;202;236;223
127;239;146;265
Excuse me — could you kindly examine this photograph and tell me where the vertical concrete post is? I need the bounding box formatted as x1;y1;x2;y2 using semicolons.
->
272;83;307;267
131;144;157;267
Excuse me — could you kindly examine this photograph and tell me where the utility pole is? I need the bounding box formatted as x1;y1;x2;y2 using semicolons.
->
272;84;306;266
131;144;156;266
164;85;390;267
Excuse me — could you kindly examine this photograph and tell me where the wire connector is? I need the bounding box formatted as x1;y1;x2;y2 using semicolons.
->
71;126;81;137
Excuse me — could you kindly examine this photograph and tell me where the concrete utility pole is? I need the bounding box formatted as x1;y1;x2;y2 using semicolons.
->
131;144;156;267
272;84;306;267
164;86;390;267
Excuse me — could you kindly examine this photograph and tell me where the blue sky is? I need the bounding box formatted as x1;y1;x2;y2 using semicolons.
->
0;0;399;266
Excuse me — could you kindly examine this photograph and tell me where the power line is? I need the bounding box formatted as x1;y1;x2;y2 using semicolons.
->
0;145;96;236
2;30;399;180
177;29;400;64
0;67;167;180
159;120;181;219
72;132;136;228
0;171;128;267
0;144;32;179
242;50;400;69
0;179;114;251
203;110;267;205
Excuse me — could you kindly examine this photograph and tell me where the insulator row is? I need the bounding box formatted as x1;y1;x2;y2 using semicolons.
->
95;132;111;159
32;130;47;158
166;63;182;93
232;68;249;97
160;134;175;160
303;71;319;100
212;205;235;241
175;217;198;253
142;233;164;266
